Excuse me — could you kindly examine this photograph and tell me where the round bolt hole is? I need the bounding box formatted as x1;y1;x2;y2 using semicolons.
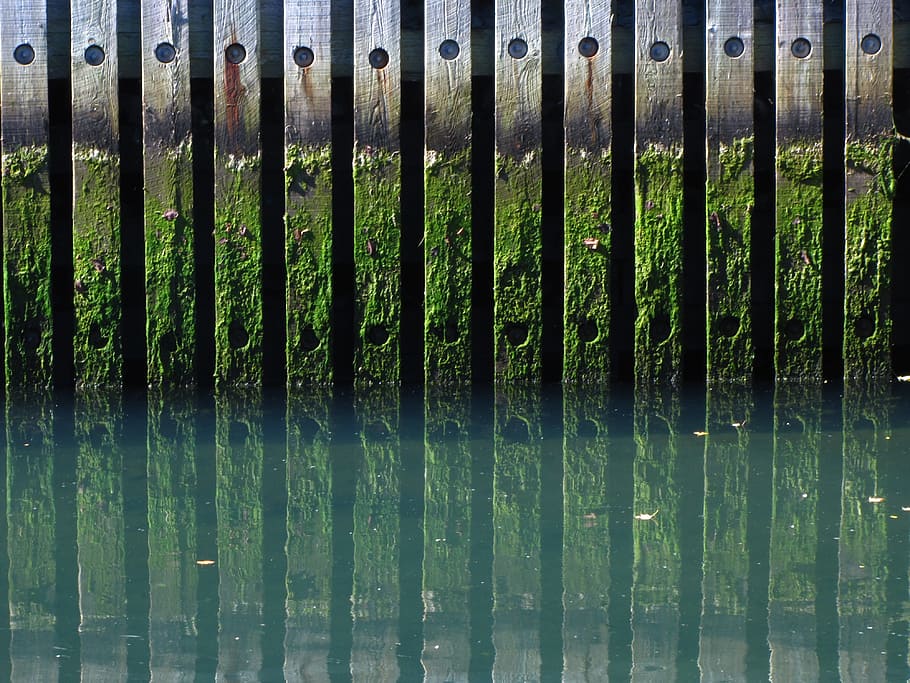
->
861;33;882;56
724;36;745;59
790;37;811;59
24;322;41;350
578;36;599;58
577;418;599;439
578;319;598;343
158;331;177;361
228;319;249;349
300;325;320;352
88;322;107;349
650;315;671;343
366;324;389;345
225;43;247;65
13;43;35;65
784;318;804;341
228;420;249;447
444;318;459;343
365;420;390;439
368;48;389;69
508;38;528;59
155;42;177;64
649;41;670;62
854;316;875;339
502;417;530;443
504;323;528;346
439;39;460;60
718;315;740;338
84;44;105;66
293;46;315;68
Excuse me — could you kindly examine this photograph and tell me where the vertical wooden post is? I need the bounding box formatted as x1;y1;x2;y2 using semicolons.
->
844;2;894;380
634;0;684;390
285;0;333;386
353;0;401;386
424;0;472;383
775;1;823;381
1;11;53;391
214;0;263;387
706;0;754;384
72;0;121;387
494;0;542;383
564;1;612;383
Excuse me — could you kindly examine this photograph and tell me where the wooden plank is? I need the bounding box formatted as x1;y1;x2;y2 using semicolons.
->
706;0;754;384
424;0;472;383
141;0;196;386
72;0;121;387
563;0;612;383
775;0;824;381
634;0;684;391
284;0;333;386
353;0;402;386
213;0;263;387
1;10;53;391
843;1;894;380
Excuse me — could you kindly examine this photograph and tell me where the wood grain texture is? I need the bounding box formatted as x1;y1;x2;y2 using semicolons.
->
843;0;893;380
634;0;684;390
494;0;542;383
71;0;122;387
706;0;754;384
424;0;472;383
564;0;612;384
1;6;54;391
353;0;402;385
141;0;196;386
213;0;262;386
285;0;333;386
775;0;824;381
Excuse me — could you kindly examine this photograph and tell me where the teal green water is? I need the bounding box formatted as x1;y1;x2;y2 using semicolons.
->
2;382;910;682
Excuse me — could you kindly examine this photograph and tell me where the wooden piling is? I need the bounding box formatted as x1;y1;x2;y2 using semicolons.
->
353;0;402;386
72;0;122;387
563;1;612;383
424;0;472;383
705;0;754;384
634;0;684;390
843;1;894;380
494;0;542;383
285;0;333;386
774;0;824;381
214;0;263;386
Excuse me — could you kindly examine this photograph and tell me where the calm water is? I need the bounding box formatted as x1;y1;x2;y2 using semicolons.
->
3;382;910;682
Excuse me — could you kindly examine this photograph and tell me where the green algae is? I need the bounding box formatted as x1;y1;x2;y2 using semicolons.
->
353;147;401;386
494;152;543;383
425;148;472;383
2;144;53;391
214;153;263;387
775;141;823;381
286;144;333;386
706;137;754;384
564;148;611;384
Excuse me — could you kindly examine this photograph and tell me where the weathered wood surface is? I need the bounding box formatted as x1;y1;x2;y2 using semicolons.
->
843;1;893;380
775;0;824;381
141;0;196;386
706;0;754;384
353;0;402;385
72;0;122;387
564;1;612;384
1;8;53;391
213;0;263;386
424;0;472;383
494;0;542;383
285;0;333;386
634;0;684;391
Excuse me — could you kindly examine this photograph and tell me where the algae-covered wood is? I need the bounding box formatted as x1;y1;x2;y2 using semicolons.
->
72;0;122;387
214;0;263;386
706;0;754;383
354;0;402;385
1;9;53;391
634;0;684;390
844;1;894;380
285;0;333;386
564;1;612;383
141;0;196;386
424;0;472;383
775;0;824;381
494;0;542;383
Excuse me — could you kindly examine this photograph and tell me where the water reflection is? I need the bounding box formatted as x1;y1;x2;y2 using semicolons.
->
3;384;910;681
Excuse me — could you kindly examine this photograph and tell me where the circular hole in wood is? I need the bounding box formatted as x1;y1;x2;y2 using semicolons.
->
155;42;177;64
578;36;599;58
228;319;249;349
650;315;671;343
508;38;528;59
718;315;740;338
366;324;389;345
578;319;598;343
577;419;599;439
88;321;106;349
300;325;320;352
84;44;105;66
24;321;41;351
13;43;35;65
790;37;811;59
502;417;530;443
784;318;805;341
369;48;389;69
861;33;882;55
225;43;247;64
293;46;315;68
439;39;460;60
854;315;875;339
723;36;745;58
649;41;670;62
504;323;528;347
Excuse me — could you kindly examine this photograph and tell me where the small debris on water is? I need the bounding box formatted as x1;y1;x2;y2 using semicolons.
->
868;496;885;503
897;375;910;382
634;509;659;521
583;237;600;251
196;559;215;566
693;431;708;437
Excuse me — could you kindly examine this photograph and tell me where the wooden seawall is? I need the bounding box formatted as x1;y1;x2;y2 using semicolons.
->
1;0;908;389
